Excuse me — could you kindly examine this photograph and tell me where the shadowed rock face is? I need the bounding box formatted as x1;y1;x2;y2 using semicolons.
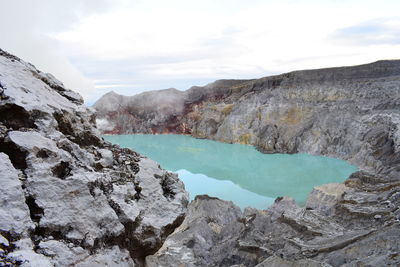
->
95;60;400;266
0;49;188;266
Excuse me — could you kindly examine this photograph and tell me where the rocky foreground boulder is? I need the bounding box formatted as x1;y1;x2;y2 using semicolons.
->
147;174;400;266
0;49;188;266
1;48;400;266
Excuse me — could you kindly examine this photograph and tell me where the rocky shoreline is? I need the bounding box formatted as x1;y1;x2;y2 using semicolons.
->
1;49;399;266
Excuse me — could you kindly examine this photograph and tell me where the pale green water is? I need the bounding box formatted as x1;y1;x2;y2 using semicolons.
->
104;134;357;209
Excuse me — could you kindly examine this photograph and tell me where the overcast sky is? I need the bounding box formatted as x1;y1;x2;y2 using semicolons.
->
1;0;400;105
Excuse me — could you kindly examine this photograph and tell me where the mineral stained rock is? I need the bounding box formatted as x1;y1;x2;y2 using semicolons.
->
0;49;188;266
95;60;400;266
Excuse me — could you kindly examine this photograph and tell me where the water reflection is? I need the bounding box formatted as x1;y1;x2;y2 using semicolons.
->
104;134;357;207
177;169;275;209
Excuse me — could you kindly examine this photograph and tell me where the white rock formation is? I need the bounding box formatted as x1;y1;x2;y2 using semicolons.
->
0;49;188;266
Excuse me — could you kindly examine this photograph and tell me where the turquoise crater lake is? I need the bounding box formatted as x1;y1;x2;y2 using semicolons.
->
104;134;357;209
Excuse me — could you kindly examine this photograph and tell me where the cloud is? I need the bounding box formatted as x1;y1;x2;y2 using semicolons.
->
0;0;117;100
2;0;400;105
332;18;400;45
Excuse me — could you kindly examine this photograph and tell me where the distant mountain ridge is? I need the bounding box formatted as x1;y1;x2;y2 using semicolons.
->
93;78;251;134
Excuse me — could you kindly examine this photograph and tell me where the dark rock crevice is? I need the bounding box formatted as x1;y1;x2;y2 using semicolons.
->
133;182;142;201
75;130;104;148
0;230;18;253
54;111;104;148
51;161;72;179
0;104;36;130
88;180;113;197
0;48;21;62
25;196;44;223
36;148;55;159
0;139;28;171
87;210;151;266
159;173;177;199
31;225;97;255
53;111;75;136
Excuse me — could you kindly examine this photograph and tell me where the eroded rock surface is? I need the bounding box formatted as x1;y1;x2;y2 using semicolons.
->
0;49;188;266
147;175;400;266
305;183;348;216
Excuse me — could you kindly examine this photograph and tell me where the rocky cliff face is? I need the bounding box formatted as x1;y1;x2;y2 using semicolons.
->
94;88;188;134
93;80;249;135
94;60;400;266
0;49;188;266
95;61;400;174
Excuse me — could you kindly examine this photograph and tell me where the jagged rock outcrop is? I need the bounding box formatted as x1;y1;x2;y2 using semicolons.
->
0;49;188;266
146;170;400;266
305;183;348;216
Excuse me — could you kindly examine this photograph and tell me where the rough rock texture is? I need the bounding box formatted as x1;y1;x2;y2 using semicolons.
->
0;48;188;266
147;173;400;266
305;183;348;216
95;60;400;266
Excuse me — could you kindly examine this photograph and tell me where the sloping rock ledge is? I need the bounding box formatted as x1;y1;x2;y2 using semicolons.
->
0;49;187;266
